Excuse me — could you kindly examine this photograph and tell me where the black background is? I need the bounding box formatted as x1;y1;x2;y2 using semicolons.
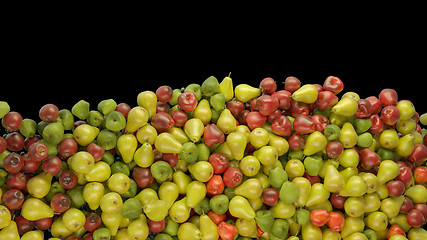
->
2;65;426;119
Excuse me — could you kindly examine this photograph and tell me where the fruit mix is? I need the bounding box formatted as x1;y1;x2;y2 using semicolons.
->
0;75;427;240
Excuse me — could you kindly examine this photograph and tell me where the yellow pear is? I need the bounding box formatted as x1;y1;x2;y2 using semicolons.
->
303;131;327;156
292;84;319;104
219;74;234;101
21;198;54;221
217;109;237;134
126;106;148;133
73;124;100;146
234;84;261;103
117;134;138;163
226;131;247;160
134;143;155;168
27;172;53;198
193;99;212;125
127;214;149;240
155;132;183;153
339;122;358;148
305;183;330;207
0;221;20;240
85;161;111;182
200;214;219;240
331;96;358;117
137;90;157;118
324;164;345;193
184;118;204;142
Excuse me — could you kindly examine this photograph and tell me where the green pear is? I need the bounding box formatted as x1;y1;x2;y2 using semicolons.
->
226;131;247;160
97;99;117;116
339;175;367;197
96;129;117;150
324;164;345;193
201;76;221;97
73;124;100;146
19;118;37;138
121;198;142;220
42;122;64;145
234;84;261;103
357;132;373;148
377;160;400;185
344;196;365;217
217;109;236;134
331;97;358;117
338;122;358;148
72;100;90;120
256;210;274;232
186;181;206;208
279;181;299;204
21;198;54;221
87;110;104;127
105;111;126;132
292;84;319;104
380;196;405;219
303;131;327;156
268;166;288;189
229;196;255;219
0;101;10;118
305;183;330;207
234;178;263;200
210;93;226;112
154;133;183;154
219;75;234;101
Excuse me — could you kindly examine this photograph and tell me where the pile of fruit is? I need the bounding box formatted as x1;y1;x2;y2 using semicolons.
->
0;74;426;240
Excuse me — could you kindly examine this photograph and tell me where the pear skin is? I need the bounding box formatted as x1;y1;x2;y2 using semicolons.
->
292;84;319;104
324;164;345;193
229;196;256;219
303;131;327;156
226;131;247;160
21;198;54;221
331;97;358;117
234;84;261;103
339;175;367;197
305;183;330;207
217;109;237;134
117;134;138;163
234;178;263;200
376;160;400;185
219;75;234;102
154;133;183;154
126;106;148;133
338;122;358;148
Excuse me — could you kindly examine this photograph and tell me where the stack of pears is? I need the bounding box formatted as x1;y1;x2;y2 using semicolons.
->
0;74;427;240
